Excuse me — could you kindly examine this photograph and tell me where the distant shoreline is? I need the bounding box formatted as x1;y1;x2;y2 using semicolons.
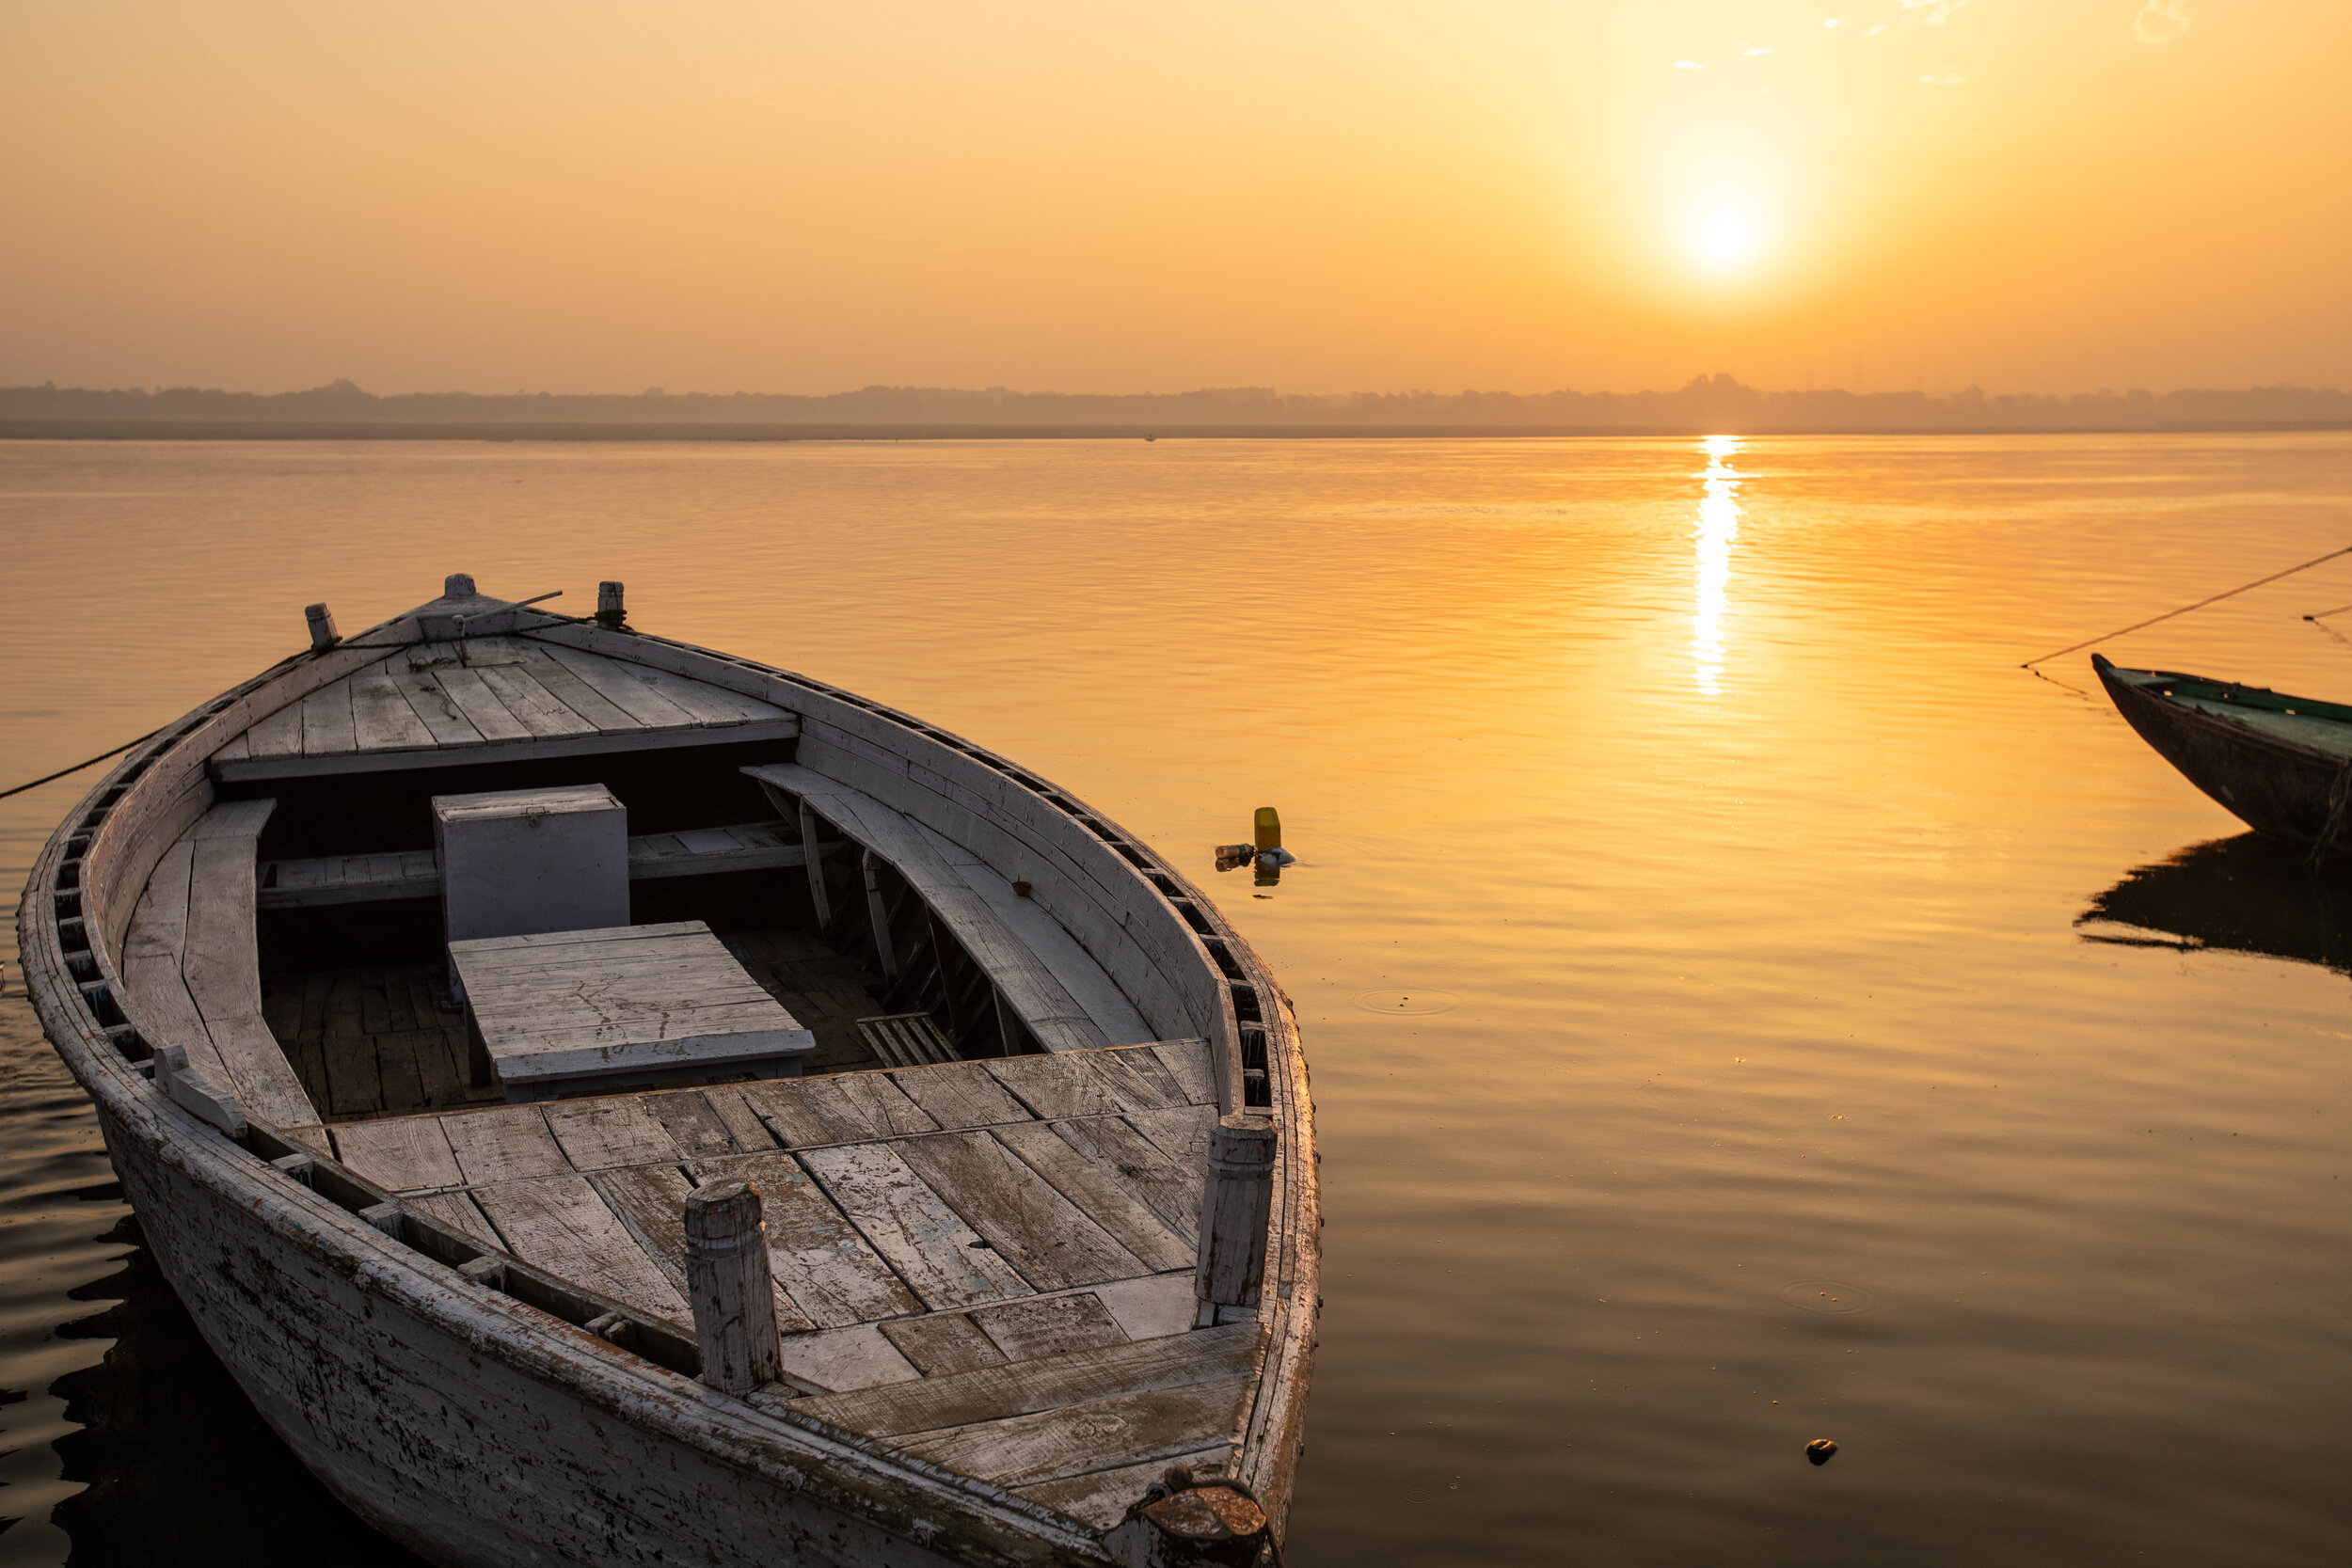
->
8;420;2352;442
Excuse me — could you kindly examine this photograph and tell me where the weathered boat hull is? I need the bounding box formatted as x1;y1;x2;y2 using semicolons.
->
2092;654;2352;847
91;1094;1002;1568
19;591;1317;1566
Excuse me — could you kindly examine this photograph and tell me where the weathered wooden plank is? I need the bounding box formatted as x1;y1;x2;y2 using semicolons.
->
892;1132;1146;1291
545;1098;685;1170
827;1073;940;1138
888;1061;1032;1131
470;1176;690;1324
644;1092;740;1158
1125;1104;1218;1174
701;1085;781;1152
1151;1038;1218;1106
778;1324;921;1395
898;1377;1249;1488
1014;1447;1232;1531
348;673;438;751
687;1152;921;1329
333;1117;464;1193
406;1189;502;1249
245;703;304;759
507;647;644;732
299;680;358;757
969;1291;1130;1363
1043;1117;1200;1247
738;1077;870;1148
1092;1273;1200;1342
388;670;486;746
589;1164;695;1300
984;1053;1125;1120
993;1121;1193;1270
790;1322;1259;1439
429;667;533;741
119;842;241;1086
1085;1047;1187;1113
797;1142;1032;1312
475;663;598;739
535;642;702;727
440;1104;572;1184
880;1314;1007;1377
181;813;322;1132
123;840;195;963
628;661;782;724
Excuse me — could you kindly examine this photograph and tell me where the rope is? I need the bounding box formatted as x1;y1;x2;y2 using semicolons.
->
0;728;164;801
2022;542;2352;668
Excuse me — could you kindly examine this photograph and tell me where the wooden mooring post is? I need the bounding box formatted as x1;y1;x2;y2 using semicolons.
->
1193;1113;1276;1327
684;1181;781;1393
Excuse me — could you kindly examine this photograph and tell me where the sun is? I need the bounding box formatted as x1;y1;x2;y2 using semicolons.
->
1699;204;1754;265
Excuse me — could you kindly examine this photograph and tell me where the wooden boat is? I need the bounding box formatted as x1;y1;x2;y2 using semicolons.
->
15;576;1316;1568
2093;653;2352;849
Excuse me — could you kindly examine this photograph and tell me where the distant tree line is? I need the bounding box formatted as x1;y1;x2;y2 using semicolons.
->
3;372;2346;434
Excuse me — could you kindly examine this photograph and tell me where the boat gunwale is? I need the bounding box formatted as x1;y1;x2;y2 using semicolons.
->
14;591;1317;1559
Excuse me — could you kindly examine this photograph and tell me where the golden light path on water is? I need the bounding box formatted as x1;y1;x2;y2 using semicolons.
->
1692;435;1742;694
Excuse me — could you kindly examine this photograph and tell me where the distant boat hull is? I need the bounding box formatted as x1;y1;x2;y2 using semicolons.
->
2092;654;2352;847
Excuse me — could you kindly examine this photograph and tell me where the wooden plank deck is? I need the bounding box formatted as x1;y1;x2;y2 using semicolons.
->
210;635;801;784
322;1040;1244;1509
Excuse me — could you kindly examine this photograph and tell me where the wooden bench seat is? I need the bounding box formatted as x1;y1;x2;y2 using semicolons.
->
743;763;1155;1055
256;819;807;909
119;800;328;1152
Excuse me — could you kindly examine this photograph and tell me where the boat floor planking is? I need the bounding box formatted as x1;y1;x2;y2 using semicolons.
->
22;577;1316;1567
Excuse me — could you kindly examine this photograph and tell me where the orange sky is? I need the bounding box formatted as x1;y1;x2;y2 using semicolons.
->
2;2;2344;397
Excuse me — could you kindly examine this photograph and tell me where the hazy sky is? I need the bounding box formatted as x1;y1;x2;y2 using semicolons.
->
3;2;2344;396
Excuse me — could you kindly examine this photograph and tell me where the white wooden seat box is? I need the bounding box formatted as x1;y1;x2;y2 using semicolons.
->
434;784;631;993
450;920;816;1101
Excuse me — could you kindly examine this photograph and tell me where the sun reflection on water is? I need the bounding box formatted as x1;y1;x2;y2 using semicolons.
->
1692;435;1742;695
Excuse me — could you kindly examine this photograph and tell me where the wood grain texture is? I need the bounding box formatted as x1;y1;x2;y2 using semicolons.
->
968;1292;1129;1363
471;1175;690;1325
982;1053;1125;1120
992;1121;1192;1270
887;1062;1032;1131
333;1117;463;1193
440;1104;572;1184
896;1378;1251;1486
892;1131;1148;1291
688;1152;920;1329
797;1142;1032;1312
1013;1446;1232;1531
791;1320;1260;1439
880;1314;1007;1377
1044;1117;1201;1247
545;1097;685;1171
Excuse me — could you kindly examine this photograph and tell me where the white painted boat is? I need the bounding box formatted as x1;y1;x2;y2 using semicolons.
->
15;577;1316;1567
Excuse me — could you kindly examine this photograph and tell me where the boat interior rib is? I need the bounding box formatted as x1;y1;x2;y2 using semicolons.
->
103;579;1284;1537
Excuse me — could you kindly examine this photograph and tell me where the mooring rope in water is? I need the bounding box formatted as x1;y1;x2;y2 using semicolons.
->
2022;541;2352;668
0;728;165;801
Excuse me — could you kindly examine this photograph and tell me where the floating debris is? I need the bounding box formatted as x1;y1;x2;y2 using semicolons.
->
1806;1438;1838;1465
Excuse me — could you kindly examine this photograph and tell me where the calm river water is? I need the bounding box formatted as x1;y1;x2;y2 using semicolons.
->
4;435;2350;1565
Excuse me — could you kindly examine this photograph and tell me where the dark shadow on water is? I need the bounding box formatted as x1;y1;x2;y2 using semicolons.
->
48;1215;426;1568
2077;832;2352;974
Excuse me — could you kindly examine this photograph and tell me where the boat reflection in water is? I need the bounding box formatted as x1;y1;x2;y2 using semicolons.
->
2077;832;2352;974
